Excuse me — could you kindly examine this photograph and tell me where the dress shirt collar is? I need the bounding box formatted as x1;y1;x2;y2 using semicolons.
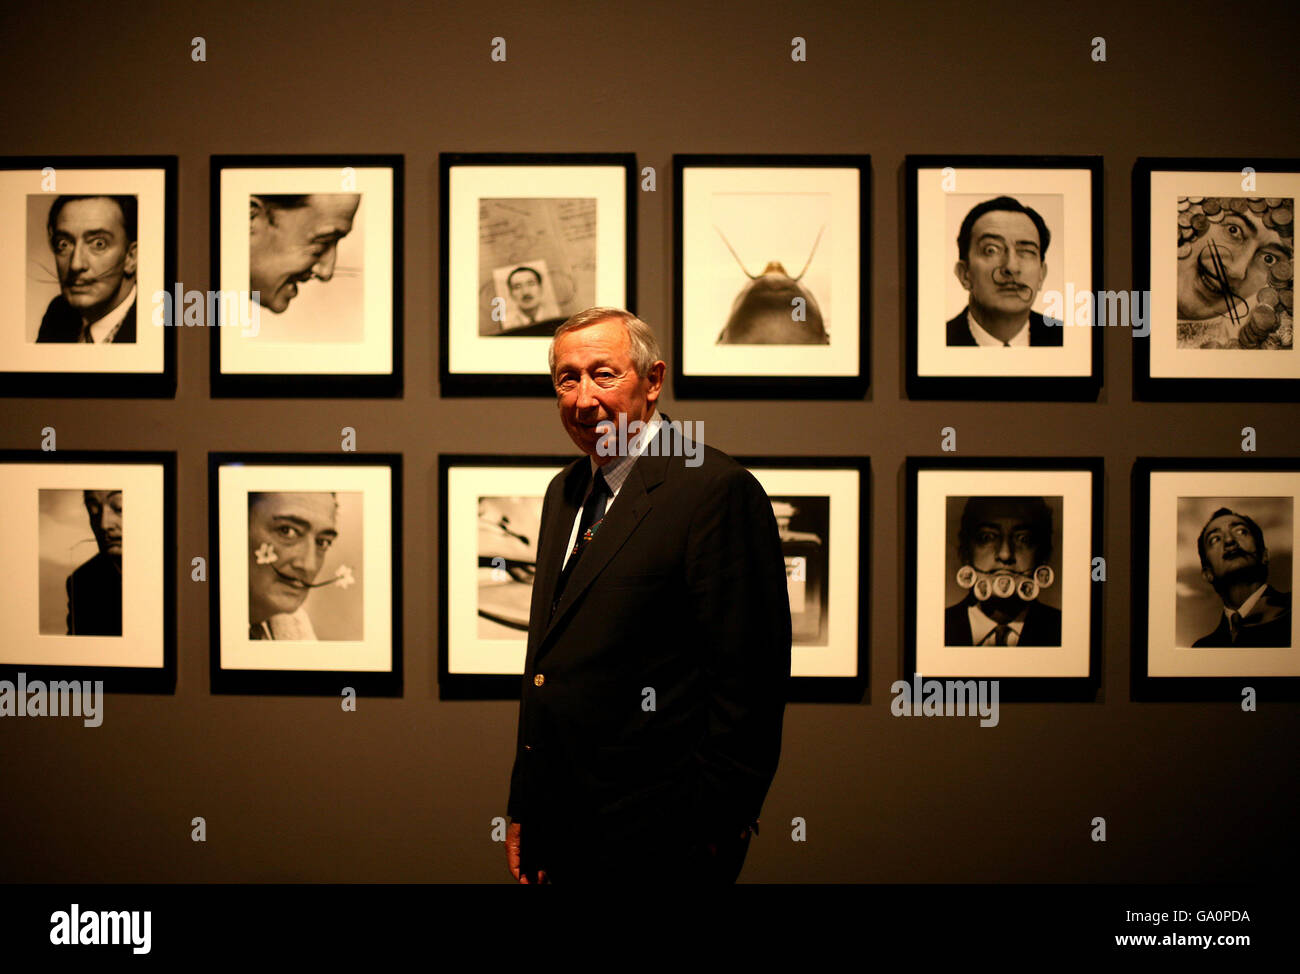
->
967;307;1030;347
588;410;662;498
84;286;136;343
967;599;1028;645
1228;583;1271;621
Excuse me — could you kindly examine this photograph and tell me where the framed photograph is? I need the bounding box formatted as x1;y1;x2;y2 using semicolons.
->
439;454;867;700
1133;158;1298;401
209;453;401;695
0;451;175;692
740;457;868;700
905;155;1103;400
1132;459;1299;699
440;455;569;699
209;155;403;397
440;153;636;396
905;457;1102;698
674;155;869;399
0;156;177;398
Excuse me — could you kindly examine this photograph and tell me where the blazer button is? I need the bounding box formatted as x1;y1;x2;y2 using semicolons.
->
533;673;545;687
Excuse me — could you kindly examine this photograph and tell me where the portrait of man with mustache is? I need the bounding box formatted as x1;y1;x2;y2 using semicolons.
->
36;195;138;344
1192;506;1292;648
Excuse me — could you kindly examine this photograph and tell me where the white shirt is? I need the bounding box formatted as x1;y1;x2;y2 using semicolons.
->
562;411;663;569
967;308;1030;347
84;286;137;343
968;601;1027;646
1226;583;1270;622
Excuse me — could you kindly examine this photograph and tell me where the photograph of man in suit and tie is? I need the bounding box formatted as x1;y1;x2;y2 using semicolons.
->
943;495;1063;647
39;488;123;636
30;194;138;344
506;306;791;884
1179;501;1293;648
946;195;1063;348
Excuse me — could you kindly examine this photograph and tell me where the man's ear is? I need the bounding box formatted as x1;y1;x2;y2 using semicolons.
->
249;196;271;233
645;360;666;404
1202;567;1215;586
123;240;138;278
954;260;971;292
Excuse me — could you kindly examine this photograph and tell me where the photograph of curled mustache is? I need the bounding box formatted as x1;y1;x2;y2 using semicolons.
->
989;265;1035;298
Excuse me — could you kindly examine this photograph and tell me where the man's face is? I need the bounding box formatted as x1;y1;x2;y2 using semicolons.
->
84;490;123;564
956;210;1046;319
248;492;338;622
1200;513;1266;585
967;508;1040;576
508;270;542;315
552;318;664;459
249;194;360;313
1177;211;1291;320
52;198;137;319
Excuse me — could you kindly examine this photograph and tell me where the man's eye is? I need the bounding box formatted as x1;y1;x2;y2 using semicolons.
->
1012;531;1033;546
1226;224;1243;238
277;525;301;539
317;537;333;550
974;532;997;545
595;371;617;385
55;240;71;254
1260;252;1277;265
90;239;108;251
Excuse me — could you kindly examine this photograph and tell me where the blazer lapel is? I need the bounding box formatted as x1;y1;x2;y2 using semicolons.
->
538;425;673;649
527;461;588;657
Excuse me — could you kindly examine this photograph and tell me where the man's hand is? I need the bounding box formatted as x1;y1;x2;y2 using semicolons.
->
506;821;547;884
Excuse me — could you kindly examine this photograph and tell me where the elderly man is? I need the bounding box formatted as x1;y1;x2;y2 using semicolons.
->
506;307;791;884
65;490;123;635
1192;507;1292;647
947;196;1062;347
248;194;360;313
38;195;138;343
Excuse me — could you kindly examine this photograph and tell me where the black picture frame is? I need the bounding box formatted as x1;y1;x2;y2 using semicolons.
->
736;456;870;703
209;452;402;696
0;155;178;398
904;456;1104;702
0;449;176;693
1132;157;1299;402
1130;457;1300;701
209;154;404;398
673;154;871;400
439;453;573;700
904;154;1104;401
439;153;638;397
438;453;868;703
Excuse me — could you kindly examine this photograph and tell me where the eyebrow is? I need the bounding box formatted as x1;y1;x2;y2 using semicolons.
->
1224;211;1259;236
975;233;1039;250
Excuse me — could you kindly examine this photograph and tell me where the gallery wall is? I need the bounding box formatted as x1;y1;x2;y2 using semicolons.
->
1;0;1297;883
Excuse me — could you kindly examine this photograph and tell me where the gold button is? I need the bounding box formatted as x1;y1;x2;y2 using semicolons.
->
533;674;545;687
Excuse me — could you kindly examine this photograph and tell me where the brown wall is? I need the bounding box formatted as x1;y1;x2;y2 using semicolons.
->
1;0;1296;883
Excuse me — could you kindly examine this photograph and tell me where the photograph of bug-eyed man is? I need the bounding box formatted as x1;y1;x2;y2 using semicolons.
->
248;193;361;319
31;195;138;343
247;491;361;640
1175;196;1294;350
489;262;564;335
947;196;1063;348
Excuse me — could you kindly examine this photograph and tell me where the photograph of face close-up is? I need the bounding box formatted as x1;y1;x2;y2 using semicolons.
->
247;490;362;641
944;495;1063;647
1175;196;1294;350
27;194;139;344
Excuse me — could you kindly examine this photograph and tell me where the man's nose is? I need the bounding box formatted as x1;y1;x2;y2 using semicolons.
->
574;375;600;409
313;246;339;281
1217;244;1251;282
69;242;90;272
996;538;1015;562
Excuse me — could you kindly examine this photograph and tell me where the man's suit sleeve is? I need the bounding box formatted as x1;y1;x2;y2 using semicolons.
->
684;464;791;839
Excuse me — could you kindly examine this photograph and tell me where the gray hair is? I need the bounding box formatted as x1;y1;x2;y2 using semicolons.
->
548;307;663;381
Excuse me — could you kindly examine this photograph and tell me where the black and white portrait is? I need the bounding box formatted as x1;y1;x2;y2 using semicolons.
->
1176;496;1292;648
478;198;595;336
910;460;1097;680
943;495;1063;647
246;491;362;641
213;455;398;691
39;488;123;636
944;194;1064;348
2;158;174;395
246;192;365;341
1174;196;1293;351
477;495;542;637
907;157;1100;397
26;195;138;344
771;495;829;646
212;157;400;393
